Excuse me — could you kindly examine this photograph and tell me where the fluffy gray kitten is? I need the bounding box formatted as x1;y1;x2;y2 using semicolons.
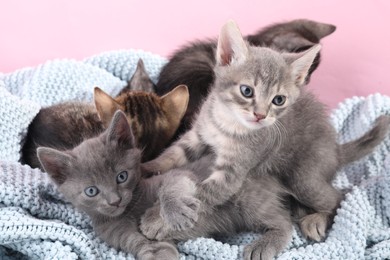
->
142;19;390;248
37;111;204;260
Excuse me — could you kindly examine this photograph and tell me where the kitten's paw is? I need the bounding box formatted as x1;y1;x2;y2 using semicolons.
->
300;212;329;241
140;206;171;241
138;241;179;260
243;240;277;260
161;196;200;231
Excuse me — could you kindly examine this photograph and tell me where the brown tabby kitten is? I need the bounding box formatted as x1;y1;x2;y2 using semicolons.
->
156;19;336;135
36;111;192;260
142;20;390;246
21;61;189;167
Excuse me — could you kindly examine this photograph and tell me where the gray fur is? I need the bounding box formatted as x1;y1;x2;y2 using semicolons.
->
37;111;187;259
142;19;390;256
117;58;156;96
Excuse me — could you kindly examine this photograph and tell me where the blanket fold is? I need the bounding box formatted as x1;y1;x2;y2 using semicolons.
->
0;49;389;259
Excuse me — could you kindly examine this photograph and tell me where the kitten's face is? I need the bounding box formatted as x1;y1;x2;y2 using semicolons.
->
59;141;141;217
38;111;142;218
214;48;300;130
212;20;320;132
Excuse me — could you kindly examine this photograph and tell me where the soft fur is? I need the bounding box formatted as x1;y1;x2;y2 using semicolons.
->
156;19;336;136
21;60;189;167
141;19;390;257
36;111;202;259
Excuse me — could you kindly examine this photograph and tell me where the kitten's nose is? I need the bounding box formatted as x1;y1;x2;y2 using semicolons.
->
253;112;266;121
108;196;122;207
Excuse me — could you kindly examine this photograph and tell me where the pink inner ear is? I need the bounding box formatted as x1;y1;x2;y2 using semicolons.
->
219;39;233;66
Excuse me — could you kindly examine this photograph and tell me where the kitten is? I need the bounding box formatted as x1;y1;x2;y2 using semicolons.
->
36;111;200;259
156;19;336;135
141;161;292;260
21;81;189;168
142;19;390;245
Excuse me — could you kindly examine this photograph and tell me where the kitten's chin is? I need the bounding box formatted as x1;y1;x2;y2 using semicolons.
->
101;205;127;217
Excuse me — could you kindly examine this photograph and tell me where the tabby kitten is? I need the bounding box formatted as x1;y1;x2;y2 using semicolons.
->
36;111;203;260
156;19;336;135
21;60;189;167
142;20;390;244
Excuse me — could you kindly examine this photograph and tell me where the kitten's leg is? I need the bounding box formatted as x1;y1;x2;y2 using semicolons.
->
292;179;342;241
241;183;293;260
97;219;179;260
141;170;201;239
197;155;250;206
141;130;207;174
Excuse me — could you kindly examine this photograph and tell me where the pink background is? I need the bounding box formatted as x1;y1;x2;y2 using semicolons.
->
1;0;389;109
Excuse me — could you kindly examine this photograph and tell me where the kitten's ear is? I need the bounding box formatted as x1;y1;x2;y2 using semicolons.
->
37;147;72;185
216;20;248;66
300;19;336;40
127;59;155;93
161;84;189;128
283;45;322;86
94;87;122;128
106;110;135;149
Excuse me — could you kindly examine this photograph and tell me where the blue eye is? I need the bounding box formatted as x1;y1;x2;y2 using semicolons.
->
240;85;254;98
272;95;286;106
84;186;99;197
116;171;128;184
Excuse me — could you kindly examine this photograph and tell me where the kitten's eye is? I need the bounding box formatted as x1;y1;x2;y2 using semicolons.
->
272;95;286;106
240;85;254;98
116;171;128;184
84;186;99;197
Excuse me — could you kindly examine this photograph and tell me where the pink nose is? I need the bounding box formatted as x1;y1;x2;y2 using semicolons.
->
254;112;266;121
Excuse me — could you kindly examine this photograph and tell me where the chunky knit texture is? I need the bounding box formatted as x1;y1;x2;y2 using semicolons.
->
1;50;389;259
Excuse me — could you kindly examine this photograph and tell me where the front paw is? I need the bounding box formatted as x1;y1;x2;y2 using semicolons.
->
243;240;277;260
161;196;200;231
138;241;179;260
140;205;171;241
299;212;329;241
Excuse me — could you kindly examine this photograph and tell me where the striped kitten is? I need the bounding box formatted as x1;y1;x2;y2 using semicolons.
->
21;61;189;168
142;19;390;248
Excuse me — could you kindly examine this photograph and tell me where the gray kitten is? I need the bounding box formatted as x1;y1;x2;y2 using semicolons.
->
142;19;390;247
141;158;292;260
37;111;203;260
156;19;336;136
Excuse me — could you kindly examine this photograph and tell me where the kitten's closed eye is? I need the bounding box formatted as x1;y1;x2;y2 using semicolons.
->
85;186;99;197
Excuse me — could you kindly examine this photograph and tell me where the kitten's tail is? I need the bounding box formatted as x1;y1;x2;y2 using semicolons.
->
337;115;390;167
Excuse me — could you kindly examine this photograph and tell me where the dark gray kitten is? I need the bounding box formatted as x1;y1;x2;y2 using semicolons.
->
36;111;201;259
156;19;336;136
142;19;390;247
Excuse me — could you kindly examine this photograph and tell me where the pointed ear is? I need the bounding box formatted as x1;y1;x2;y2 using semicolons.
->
106;110;135;149
94;87;122;127
300;19;336;39
283;45;321;86
127;59;155;93
216;20;248;66
161;85;189;129
37;147;72;185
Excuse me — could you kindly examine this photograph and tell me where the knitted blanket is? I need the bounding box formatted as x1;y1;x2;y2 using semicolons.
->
1;50;390;260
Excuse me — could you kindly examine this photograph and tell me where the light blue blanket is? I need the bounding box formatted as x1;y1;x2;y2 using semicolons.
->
1;49;389;259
